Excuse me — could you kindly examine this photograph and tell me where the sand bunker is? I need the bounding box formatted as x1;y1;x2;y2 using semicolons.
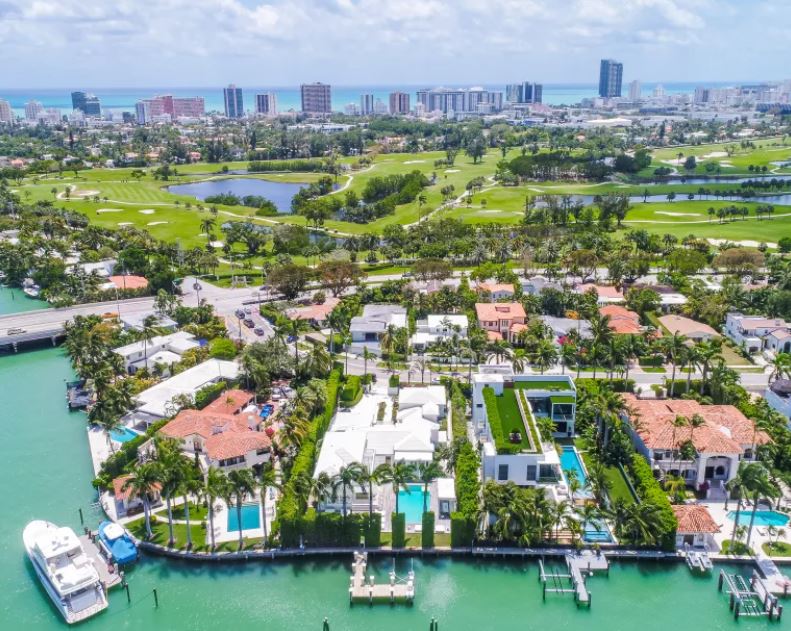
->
702;151;728;159
403;160;426;164
117;222;134;226
708;238;778;249
444;169;460;173
96;208;122;214
138;209;155;215
209;240;225;248
656;211;702;217
147;221;168;226
69;189;100;197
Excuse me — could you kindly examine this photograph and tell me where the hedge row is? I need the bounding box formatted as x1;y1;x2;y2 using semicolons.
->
194;380;228;409
451;382;481;548
422;512;435;549
576;378;635;393
450;383;467;441
391;513;406;548
450;514;476;548
340;375;362;405
289;510;365;547
482;386;519;454
277;368;343;547
455;441;480;518
628;454;678;550
365;514;382;547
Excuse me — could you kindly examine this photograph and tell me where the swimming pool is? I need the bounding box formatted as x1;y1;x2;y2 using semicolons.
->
227;503;261;532
726;510;789;527
110;426;140;443
583;520;614;543
560;446;591;496
397;484;428;525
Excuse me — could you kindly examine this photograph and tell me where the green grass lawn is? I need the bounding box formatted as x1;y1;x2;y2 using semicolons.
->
762;541;791;557
127;516;262;552
641;367;666;373
580;452;637;505
380;532;451;548
721;540;754;556
169;501;209;522
719;342;753;366
495;390;532;451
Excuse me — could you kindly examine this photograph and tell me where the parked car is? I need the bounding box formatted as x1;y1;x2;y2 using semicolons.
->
234;309;245;319
254;327;265;336
244;307;252;315
244;319;255;328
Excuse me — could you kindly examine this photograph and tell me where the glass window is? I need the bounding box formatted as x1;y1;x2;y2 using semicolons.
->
497;464;509;481
526;465;537;481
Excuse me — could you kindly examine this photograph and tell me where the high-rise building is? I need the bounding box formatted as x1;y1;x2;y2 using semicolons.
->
598;59;623;98
71;91;102;116
223;84;244;118
0;99;13;123
523;82;542;104
255;93;277;116
300;83;332;114
389;91;410;114
416;87;504;114
506;84;523;104
373;98;388;116
360;94;375;116
25;101;44;121
653;84;666;98
135;95;205;123
628;80;642;101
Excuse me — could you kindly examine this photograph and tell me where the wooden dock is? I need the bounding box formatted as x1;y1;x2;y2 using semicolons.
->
349;552;414;605
80;533;122;591
538;551;609;607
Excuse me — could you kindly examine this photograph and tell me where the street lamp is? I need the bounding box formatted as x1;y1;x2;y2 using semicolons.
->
237;315;244;343
193;281;203;304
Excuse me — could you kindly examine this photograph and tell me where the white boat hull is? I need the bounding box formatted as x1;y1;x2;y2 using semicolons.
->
23;520;108;624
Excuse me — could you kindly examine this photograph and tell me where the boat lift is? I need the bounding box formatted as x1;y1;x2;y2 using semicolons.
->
718;570;783;621
349;552;415;606
538;552;609;608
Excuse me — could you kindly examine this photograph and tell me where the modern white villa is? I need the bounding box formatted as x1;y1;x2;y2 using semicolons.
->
113;330;200;374
471;367;577;498
349;304;407;354
621;394;770;493
410;314;469;352
313;385;449;519
724;312;791;355
765;379;791;423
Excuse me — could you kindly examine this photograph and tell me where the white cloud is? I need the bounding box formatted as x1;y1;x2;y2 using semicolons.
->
0;0;786;86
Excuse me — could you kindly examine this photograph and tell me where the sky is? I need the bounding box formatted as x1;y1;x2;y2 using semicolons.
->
0;0;789;88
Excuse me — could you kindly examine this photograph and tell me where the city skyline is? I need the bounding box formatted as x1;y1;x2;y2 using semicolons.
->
0;1;788;88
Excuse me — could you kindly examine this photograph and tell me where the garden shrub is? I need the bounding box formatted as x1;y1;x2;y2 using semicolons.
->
340;375;362;405
628;454;677;550
455;441;480;517
391;513;406;548
364;513;381;547
422;512;435;549
450;513;475;548
194;380;227;409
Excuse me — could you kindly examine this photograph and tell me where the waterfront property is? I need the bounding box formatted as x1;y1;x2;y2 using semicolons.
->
111;474;162;518
621;394;771;493
471;367;576;498
112;330;199;374
672;504;720;551
724;312;791;355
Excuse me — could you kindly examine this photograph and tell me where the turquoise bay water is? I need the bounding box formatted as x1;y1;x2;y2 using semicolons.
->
398;484;428;525
727;510;789;527
0;288;777;630
0;286;47;315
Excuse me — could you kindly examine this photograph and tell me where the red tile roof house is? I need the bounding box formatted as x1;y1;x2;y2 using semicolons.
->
475;303;526;343
285;296;341;326
203;389;256;415
160;408;272;471
475;282;516;302
599;305;643;335
620;394;770;493
111;474;162;518
672;505;721;551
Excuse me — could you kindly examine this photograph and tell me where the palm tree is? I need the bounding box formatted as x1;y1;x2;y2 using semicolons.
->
586;462;612;505
380;462;416;515
696;339;722;395
122;462;162;539
205;467;229;550
740;462;779;548
140;314;160;373
180;467;203;550
331;463;365;518
227;469;257;550
726;472;746;552
533;339;558;374
565;468;581;503
155;439;186;547
357;463;390;528
258;464;282;545
662;332;688;397
415;461;443;514
362;346;374;381
485;338;512;364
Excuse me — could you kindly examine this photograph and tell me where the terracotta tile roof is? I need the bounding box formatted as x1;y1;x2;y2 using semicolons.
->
600;305;642;335
577;284;624;300
112;474;161;502
204;389;255;415
475;302;526;321
109;275;148;290
486;330;503;341
658;315;719;338
160;409;254;440
286;297;340;322
510;323;528;333
206;431;272;460
622;394;770;455
672;505;720;534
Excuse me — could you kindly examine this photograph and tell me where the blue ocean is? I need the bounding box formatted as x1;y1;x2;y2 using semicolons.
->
1;82;742;116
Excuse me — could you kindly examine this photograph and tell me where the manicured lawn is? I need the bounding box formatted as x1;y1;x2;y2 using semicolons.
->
641;367;666;373
495;390;532;451
721;540;754;556
719;342;752;366
580;452;637;505
763;541;791;557
380;533;451;548
170;501;209;522
127;516;262;552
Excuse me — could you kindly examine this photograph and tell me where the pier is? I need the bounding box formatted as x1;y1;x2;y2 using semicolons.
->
538;551;609;607
348;552;415;605
79;532;122;591
718;570;783;621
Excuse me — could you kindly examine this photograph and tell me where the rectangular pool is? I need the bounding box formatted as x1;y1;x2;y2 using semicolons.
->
110;426;140;443
560;446;590;496
397;484;428;525
727;510;788;527
227;503;261;532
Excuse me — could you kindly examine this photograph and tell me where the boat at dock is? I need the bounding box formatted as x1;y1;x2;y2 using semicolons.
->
97;520;138;565
22;520;108;624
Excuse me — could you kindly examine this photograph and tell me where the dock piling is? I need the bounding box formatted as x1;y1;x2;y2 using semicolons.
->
153;588;159;608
